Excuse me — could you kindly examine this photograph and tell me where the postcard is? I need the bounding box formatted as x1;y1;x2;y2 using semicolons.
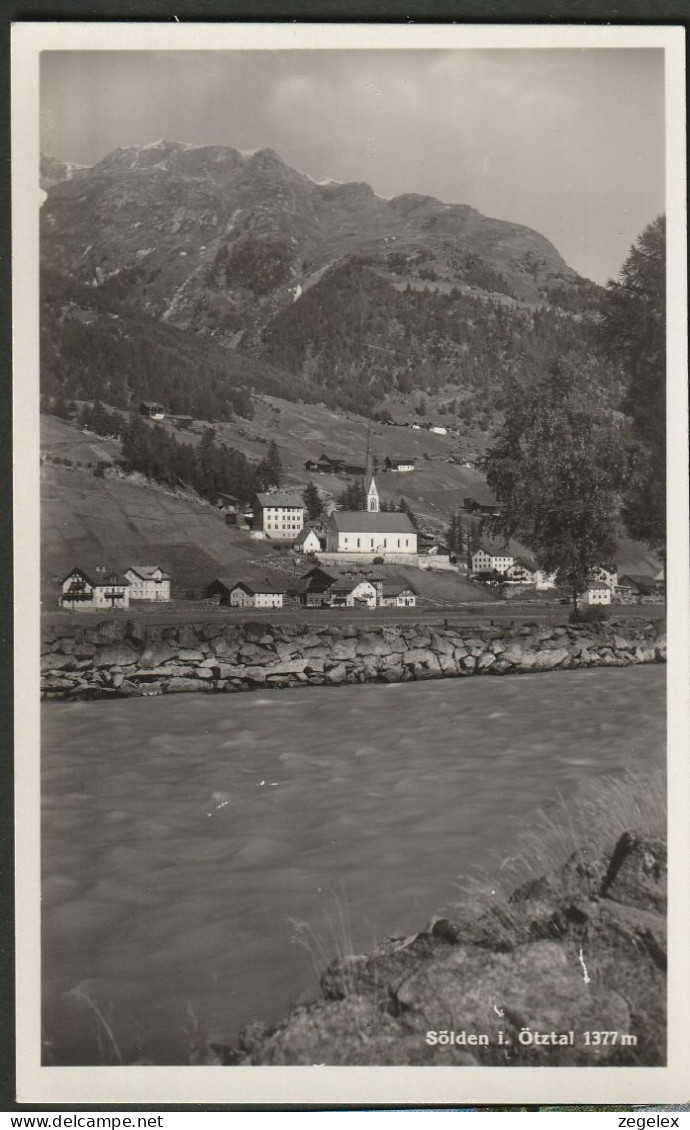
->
12;20;689;1106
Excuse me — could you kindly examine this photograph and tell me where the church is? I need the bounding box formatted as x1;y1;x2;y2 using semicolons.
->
325;443;418;557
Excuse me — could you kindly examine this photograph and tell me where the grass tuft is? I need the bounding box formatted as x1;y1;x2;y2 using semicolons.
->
452;765;666;933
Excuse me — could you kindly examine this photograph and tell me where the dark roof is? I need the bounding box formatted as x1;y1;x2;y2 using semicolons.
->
235;579;286;595
304;565;341;581
255;492;304;508
99;573;130;587
382;584;417;597
330;576;377;593
511;557;537;572
476;538;536;566
126;565;171;580
330;511;416;534
208;575;286;595
62;566;95;585
617;573;654;590
62;566;130;587
295;526;322;543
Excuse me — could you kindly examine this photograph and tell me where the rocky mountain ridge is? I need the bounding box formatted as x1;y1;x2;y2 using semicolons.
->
41;140;593;340
40;139;609;420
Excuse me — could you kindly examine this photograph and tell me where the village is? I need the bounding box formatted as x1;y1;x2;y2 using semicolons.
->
57;414;665;616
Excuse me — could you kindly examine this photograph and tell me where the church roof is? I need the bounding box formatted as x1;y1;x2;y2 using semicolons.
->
330;511;416;534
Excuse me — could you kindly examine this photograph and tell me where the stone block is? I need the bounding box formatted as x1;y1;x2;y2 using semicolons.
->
602;833;667;914
93;642;141;668
165;677;206;693
138;641;178;669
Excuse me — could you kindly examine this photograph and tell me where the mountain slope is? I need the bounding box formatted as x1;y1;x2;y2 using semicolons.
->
41;140;607;418
41;140;598;332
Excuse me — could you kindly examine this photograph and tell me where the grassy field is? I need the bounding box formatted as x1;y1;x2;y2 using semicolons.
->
40;407;664;608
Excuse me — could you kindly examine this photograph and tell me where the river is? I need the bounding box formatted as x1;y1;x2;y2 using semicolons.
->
41;665;666;1065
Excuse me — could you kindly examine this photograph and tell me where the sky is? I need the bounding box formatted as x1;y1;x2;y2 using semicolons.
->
40;48;666;284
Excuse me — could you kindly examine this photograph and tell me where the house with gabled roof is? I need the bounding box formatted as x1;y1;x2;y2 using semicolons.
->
60;566;130;610
294;526;323;554
380;583;417;607
383;456;416;473
124;565;171;601
205;575;286;608
139;401;165;420
300;565;379;608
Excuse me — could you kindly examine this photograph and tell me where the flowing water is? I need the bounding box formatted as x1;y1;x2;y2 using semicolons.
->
41;666;666;1065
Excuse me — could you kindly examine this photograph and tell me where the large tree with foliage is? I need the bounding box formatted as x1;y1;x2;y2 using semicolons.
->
481;361;624;612
601;216;665;549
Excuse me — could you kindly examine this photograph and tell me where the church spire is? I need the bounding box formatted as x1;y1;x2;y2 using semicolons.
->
363;422;379;512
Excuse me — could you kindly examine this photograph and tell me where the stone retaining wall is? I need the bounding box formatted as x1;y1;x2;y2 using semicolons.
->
41;617;666;701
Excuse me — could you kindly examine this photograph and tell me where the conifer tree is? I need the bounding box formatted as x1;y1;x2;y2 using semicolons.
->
303;481;324;521
264;440;283;488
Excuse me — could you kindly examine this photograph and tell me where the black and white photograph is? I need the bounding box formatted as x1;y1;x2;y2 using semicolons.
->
12;22;689;1106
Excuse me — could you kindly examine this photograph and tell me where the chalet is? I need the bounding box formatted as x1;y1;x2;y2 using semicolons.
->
139;401;165;420
429;425;447;435
581;585;612;606
253;492;305;540
301;565;380;608
60;567;130;610
294;527;323;554
505;558;537;585
591;564;618;591
383;456;416;473
380;584;417;608
304;455;334;474
329;576;378;608
124;565;171;601
328;565;385;602
205;576;285;608
301;566;340;607
170;415;194;430
617;573;655;598
463;494;502;516
304;454;365;476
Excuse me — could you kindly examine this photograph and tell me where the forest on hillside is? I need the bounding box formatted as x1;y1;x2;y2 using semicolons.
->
260;260;617;414
39;270;308;422
40;259;619;426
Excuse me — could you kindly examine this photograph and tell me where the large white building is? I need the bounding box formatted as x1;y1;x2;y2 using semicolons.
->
124;565;171;601
471;544;515;576
60;567;130;610
253;492;305;540
325;442;418;557
326;511;418;555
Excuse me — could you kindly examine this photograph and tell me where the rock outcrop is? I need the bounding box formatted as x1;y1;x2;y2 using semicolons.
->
41;617;666;701
226;832;666;1067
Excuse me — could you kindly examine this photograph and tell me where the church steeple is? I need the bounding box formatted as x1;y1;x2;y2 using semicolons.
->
363;423;379;512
